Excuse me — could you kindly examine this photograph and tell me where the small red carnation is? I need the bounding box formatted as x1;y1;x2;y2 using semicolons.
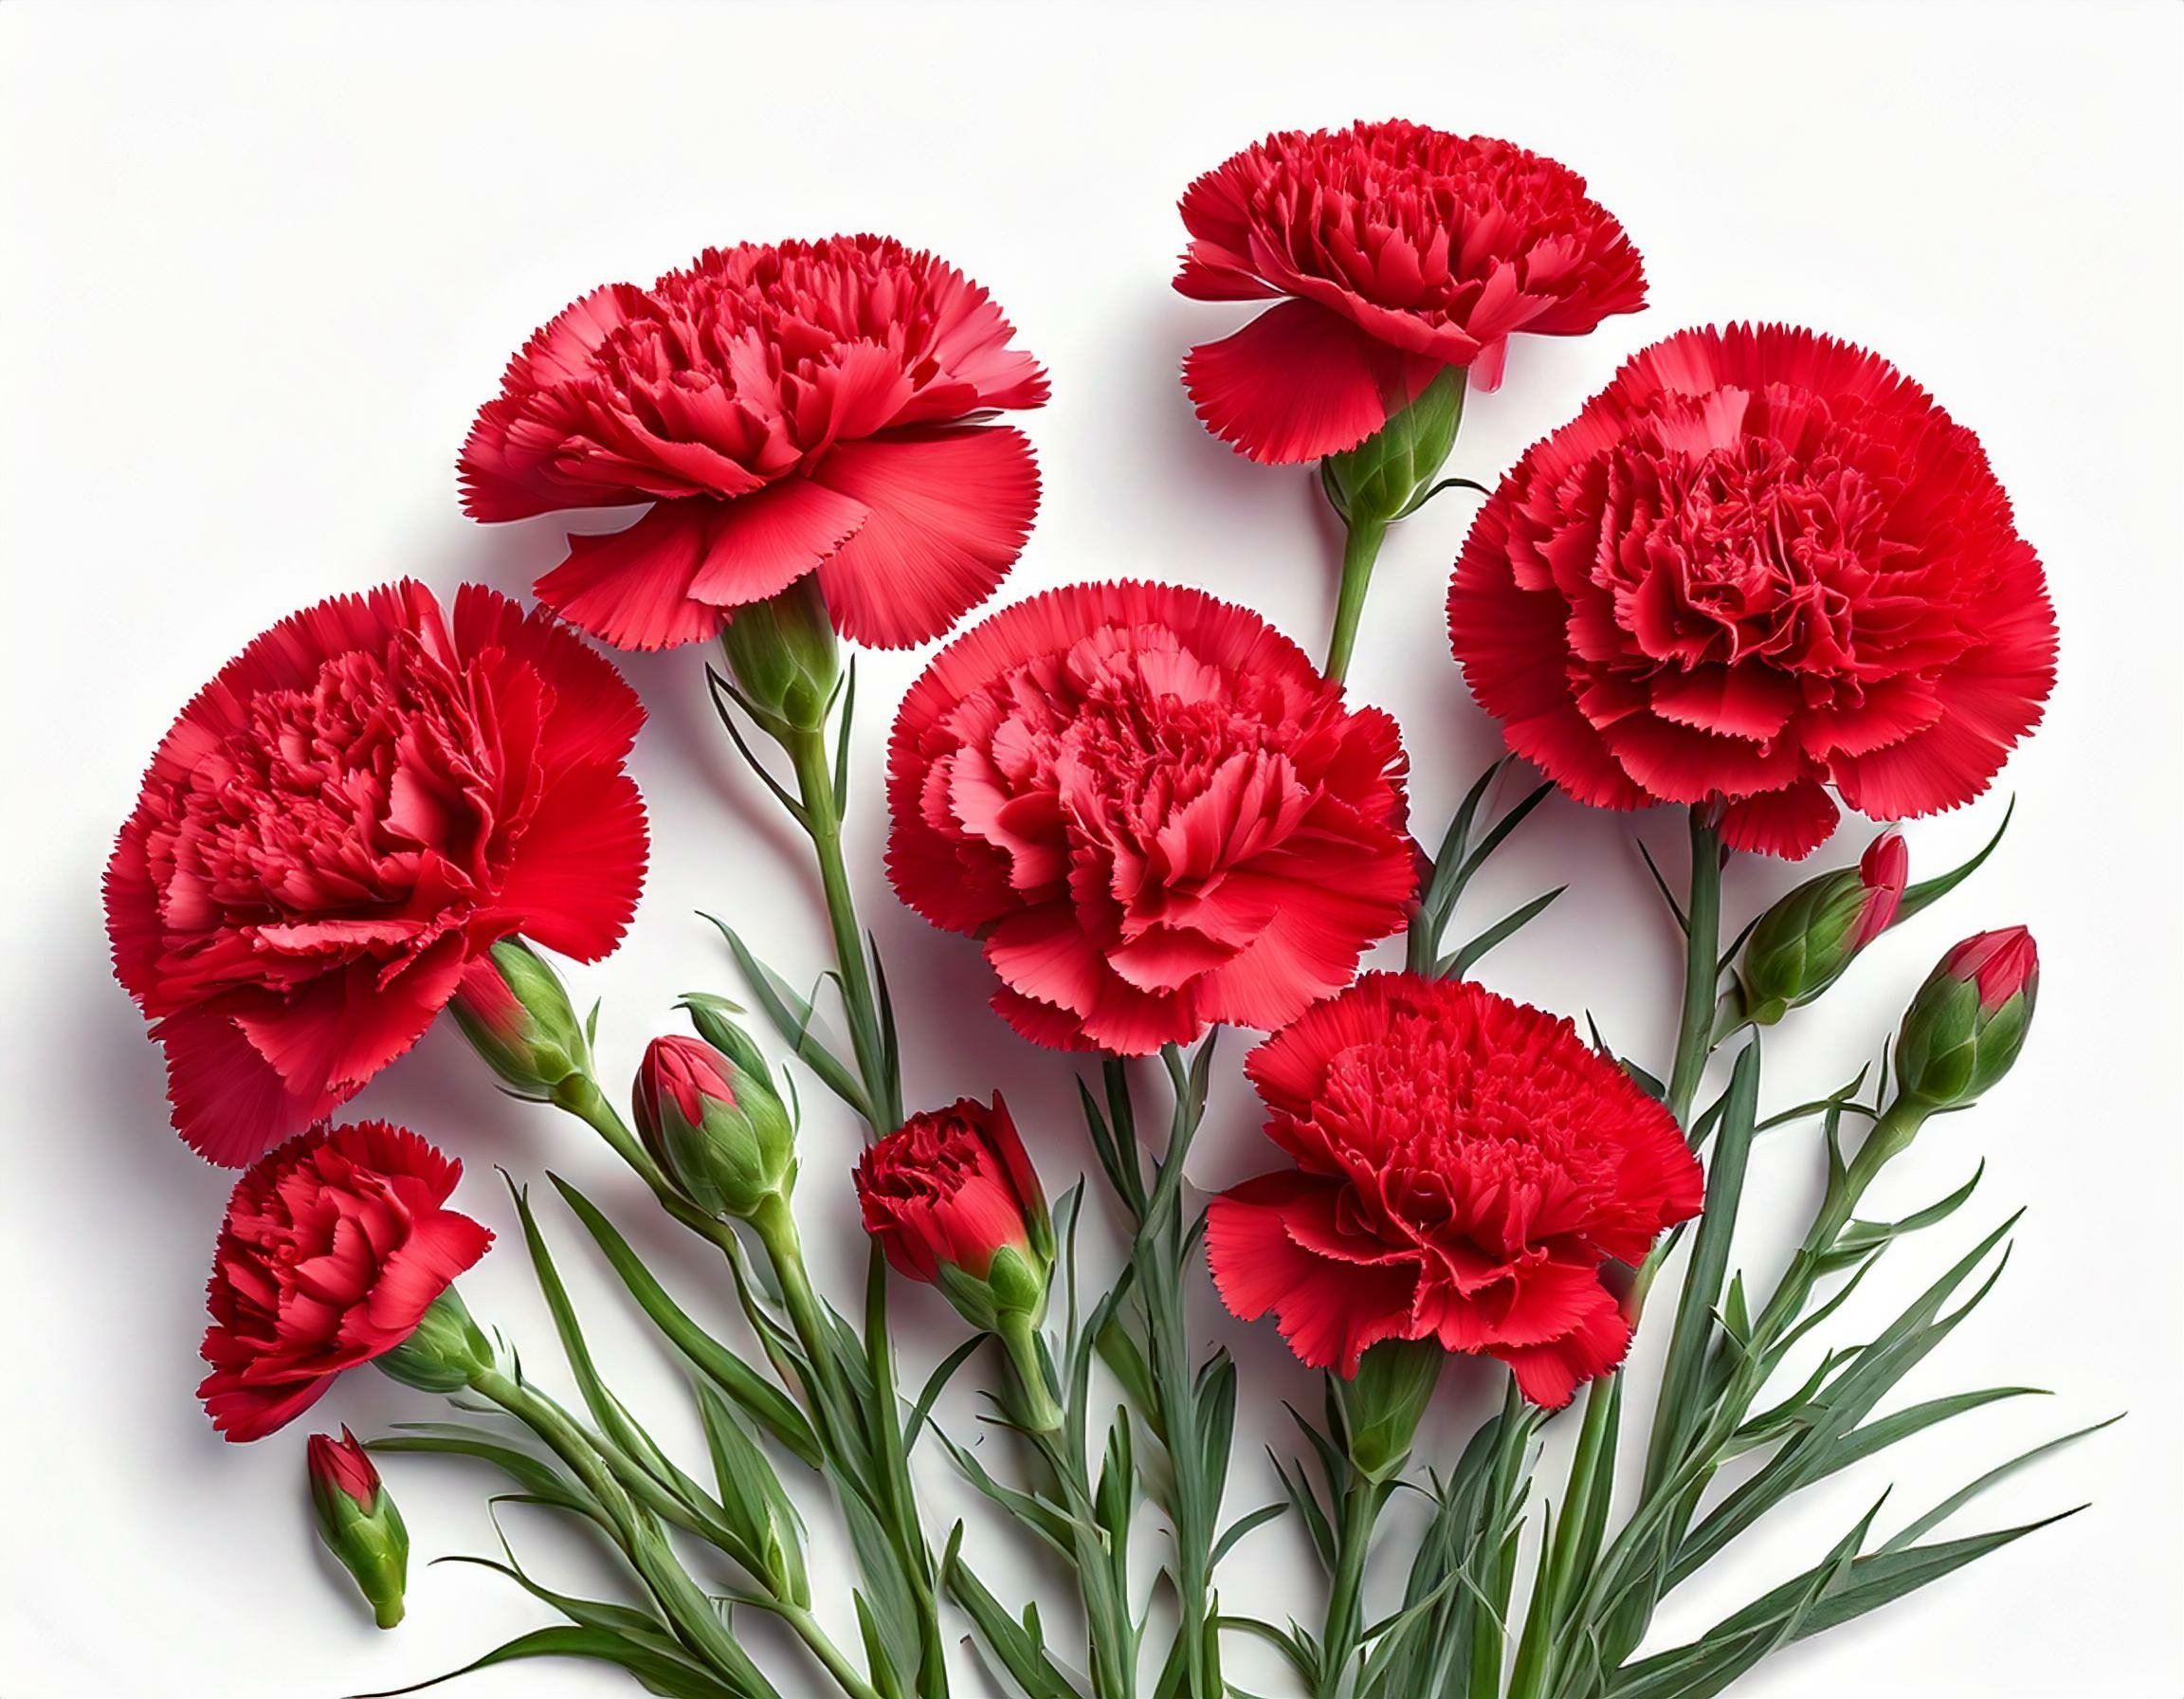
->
886;582;1414;1054
104;581;647;1163
855;1096;1047;1288
1208;974;1702;1407
1450;324;2058;858
1177;119;1646;465
461;235;1047;651
199;1122;492;1442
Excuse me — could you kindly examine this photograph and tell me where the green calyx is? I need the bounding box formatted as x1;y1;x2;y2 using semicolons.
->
1891;970;2036;1113
448;937;591;1101
1320;365;1466;530
718;575;842;738
1335;1337;1446;1482
314;1481;410;1629
374;1287;494;1395
1738;868;1873;1024
936;1238;1051;1337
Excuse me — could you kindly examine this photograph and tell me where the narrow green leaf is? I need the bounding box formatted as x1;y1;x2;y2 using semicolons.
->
1446;886;1568;978
548;1175;822;1468
1896;798;2012;923
701;914;871;1121
1881;1415;2120;1553
349;1625;746;1699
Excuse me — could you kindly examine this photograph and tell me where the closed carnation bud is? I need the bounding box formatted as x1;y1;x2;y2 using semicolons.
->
307;1428;410;1629
857;1097;1059;1428
447;938;590;1102
633;1035;796;1220
719;575;843;738
1738;832;1908;1024
1892;926;2039;1112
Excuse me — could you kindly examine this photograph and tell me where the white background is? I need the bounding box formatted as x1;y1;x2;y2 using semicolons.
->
4;3;2180;1695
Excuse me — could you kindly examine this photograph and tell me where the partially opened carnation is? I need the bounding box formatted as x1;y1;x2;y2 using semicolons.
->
1177;119;1646;464
1450;325;2058;858
199;1121;491;1441
887;582;1414;1053
461;236;1047;650
105;582;646;1163
1208;974;1702;1407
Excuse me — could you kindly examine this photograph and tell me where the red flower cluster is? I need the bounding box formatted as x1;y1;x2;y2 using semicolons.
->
887;582;1414;1053
855;1096;1045;1287
1178;119;1646;464
461;236;1047;651
104;581;647;1164
199;1122;491;1442
1450;325;2058;858
1208;974;1702;1407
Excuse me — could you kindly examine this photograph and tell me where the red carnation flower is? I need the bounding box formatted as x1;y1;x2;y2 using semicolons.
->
1208;974;1702;1407
855;1095;1048;1288
460;235;1047;651
1177;119;1646;464
886;582;1414;1054
199;1121;492;1441
104;581;647;1164
1450;324;2058;858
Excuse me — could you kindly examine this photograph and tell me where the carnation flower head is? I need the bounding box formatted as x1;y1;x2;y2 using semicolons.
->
105;581;647;1163
1177;119;1646;464
199;1121;492;1442
461;235;1047;650
1450;324;2057;858
1209;974;1702;1407
887;582;1414;1054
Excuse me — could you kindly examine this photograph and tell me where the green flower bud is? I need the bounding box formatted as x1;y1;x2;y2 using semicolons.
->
718;575;842;738
1891;927;2039;1113
375;1287;494;1394
447;938;590;1102
1739;832;1907;1025
307;1427;409;1629
633;1034;797;1219
1334;1338;1445;1482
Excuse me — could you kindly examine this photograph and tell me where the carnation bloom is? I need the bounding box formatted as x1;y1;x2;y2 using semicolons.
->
460;235;1047;651
1450;325;2058;858
1177;119;1646;465
855;1095;1048;1288
886;582;1414;1053
104;581;646;1164
1207;974;1702;1407
198;1121;492;1441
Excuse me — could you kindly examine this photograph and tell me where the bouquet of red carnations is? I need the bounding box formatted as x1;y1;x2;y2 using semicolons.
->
107;119;2082;1699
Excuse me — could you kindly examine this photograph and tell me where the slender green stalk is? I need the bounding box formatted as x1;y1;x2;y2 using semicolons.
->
472;1366;883;1699
783;723;901;1131
766;713;943;1696
1509;810;1726;1699
1319;1470;1382;1690
1665;813;1725;1129
1324;518;1389;684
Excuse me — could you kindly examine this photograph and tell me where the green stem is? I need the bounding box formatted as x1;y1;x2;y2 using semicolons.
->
1319;1471;1382;1693
996;1310;1064;1434
1665;812;1725;1129
783;724;901;1132
762;710;941;1696
1323;517;1389;685
746;1192;862;1452
472;1367;874;1698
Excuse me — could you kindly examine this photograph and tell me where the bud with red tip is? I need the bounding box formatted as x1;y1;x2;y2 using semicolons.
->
306;1428;409;1629
1738;832;1908;1025
856;1096;1059;1429
447;937;591;1102
633;1033;795;1220
1891;926;2039;1113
